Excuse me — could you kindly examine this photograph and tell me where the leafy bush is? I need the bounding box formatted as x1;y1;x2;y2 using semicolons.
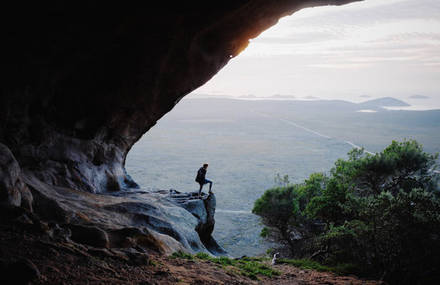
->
253;173;327;254
253;140;440;284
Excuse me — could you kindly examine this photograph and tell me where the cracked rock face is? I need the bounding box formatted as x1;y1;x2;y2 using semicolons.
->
0;1;357;254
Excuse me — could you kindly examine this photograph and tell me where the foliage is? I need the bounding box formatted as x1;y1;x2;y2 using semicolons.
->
260;227;269;238
252;185;298;229
252;184;301;251
173;252;280;280
253;172;327;254
253;140;440;284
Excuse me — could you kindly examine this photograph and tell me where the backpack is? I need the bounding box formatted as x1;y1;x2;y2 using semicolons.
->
195;168;204;183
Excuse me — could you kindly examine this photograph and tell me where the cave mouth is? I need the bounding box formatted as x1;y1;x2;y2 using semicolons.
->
1;1;358;201
1;1;362;258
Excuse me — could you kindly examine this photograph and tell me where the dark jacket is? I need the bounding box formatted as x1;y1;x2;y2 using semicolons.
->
195;167;206;183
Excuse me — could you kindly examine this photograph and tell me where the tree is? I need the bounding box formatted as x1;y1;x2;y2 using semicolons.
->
252;185;299;251
253;173;327;254
254;140;440;284
274;173;290;187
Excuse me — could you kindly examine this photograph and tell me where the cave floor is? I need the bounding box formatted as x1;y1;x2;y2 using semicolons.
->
0;223;383;285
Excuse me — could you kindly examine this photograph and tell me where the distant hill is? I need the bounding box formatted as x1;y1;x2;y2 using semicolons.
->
409;95;430;100
188;96;412;112
359;97;410;109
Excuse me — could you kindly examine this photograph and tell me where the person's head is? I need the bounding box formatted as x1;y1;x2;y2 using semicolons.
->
203;163;208;169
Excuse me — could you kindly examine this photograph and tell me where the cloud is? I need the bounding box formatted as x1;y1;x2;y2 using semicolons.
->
267;94;296;99
254;32;339;45
244;14;440;70
308;62;372;69
284;0;440;27
194;0;440;108
239;94;257;98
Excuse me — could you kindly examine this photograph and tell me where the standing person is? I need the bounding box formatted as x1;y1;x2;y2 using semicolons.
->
195;163;213;198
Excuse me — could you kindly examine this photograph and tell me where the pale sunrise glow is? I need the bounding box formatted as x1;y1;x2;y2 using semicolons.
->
190;0;440;109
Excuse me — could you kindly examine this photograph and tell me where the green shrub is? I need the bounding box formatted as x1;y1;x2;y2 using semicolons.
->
260;227;269;238
254;140;440;284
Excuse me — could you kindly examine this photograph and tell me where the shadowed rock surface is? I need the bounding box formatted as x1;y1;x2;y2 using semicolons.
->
0;0;358;256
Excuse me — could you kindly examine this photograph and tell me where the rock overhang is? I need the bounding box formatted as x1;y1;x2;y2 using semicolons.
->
0;0;361;254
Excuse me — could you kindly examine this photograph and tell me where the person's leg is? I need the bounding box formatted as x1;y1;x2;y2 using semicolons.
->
205;179;213;192
198;183;203;197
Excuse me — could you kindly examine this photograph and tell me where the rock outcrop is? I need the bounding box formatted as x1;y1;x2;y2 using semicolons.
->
0;1;358;254
33;174;226;254
169;190;227;255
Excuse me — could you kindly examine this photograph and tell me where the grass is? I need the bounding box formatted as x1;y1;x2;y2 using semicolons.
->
277;258;356;275
171;251;357;280
171;251;194;260
172;251;279;280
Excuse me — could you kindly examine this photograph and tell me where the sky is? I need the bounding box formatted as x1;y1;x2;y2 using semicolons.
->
188;0;440;109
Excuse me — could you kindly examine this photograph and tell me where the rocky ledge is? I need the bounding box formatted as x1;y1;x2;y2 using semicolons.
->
168;190;227;255
2;144;224;258
1;142;224;255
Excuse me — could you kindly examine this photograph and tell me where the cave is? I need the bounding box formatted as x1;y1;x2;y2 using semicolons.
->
1;0;358;257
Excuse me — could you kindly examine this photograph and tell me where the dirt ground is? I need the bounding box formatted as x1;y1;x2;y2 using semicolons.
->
0;223;384;285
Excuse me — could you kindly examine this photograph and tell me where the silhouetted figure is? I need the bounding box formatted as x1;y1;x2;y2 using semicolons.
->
195;163;213;198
